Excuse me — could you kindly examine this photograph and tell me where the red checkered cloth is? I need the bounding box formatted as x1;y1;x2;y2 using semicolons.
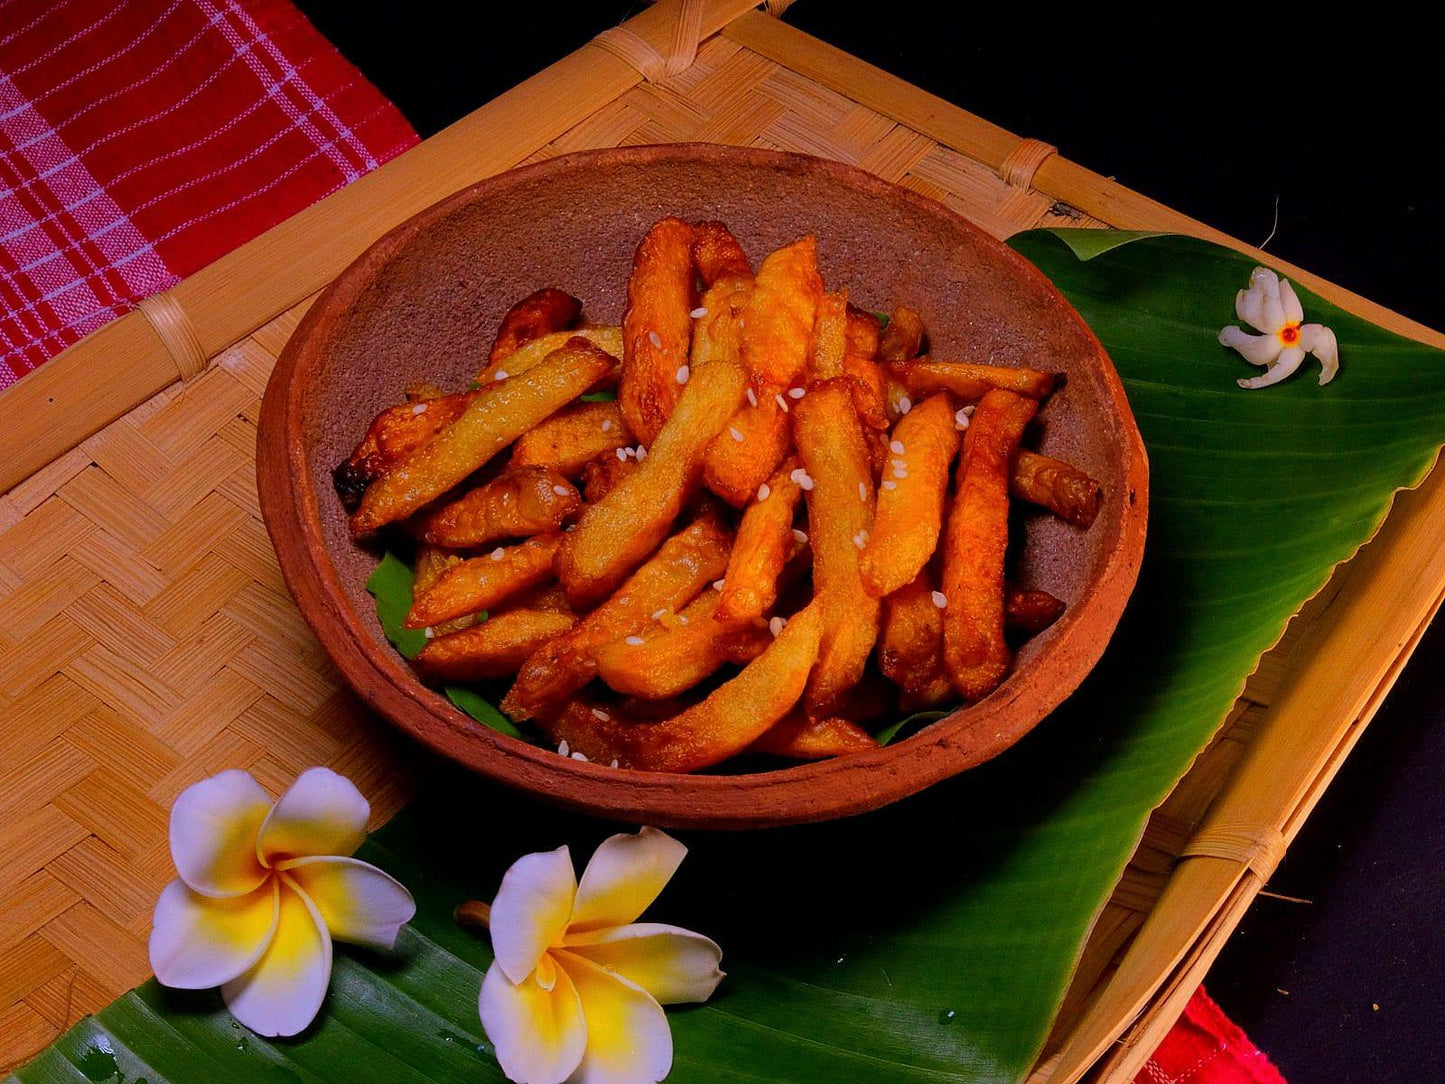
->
1134;988;1287;1084
0;0;417;388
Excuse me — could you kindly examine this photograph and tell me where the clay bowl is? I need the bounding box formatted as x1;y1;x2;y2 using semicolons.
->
257;144;1148;830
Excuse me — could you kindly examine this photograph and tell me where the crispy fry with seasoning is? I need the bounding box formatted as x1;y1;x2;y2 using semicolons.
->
859;394;961;597
691;221;751;285
414;466;579;547
509;401;632;476
559;360;747;607
405;533;562;629
689;274;751;371
333;386;479;510
845;306;881;360
619;217;695;444
889;359;1057;402
502;512;732;721
487;287;582;368
879;568;946;696
1011;450;1103;527
1006;587;1067;632
579;453;639;503
351;338;616;534
807;290;848;380
792;378;880;716
592;590;770;699
413;545;473;636
478;326;622;384
878;304;926;364
701;386;792;507
739;237;822;387
941;389;1038;700
716;457;803;623
414;609;576;681
747;711;877;759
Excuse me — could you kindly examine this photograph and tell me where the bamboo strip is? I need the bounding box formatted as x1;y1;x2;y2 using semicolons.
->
0;0;760;494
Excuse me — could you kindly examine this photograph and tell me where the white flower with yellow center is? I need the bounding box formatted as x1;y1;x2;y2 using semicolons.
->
475;827;724;1084
1219;266;1339;389
148;767;415;1037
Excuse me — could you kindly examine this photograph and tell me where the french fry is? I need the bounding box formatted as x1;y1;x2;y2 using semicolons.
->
878;304;926;363
413;545;474;636
592;590;770;699
333;386;478;510
1011;450;1103;527
740;237;822;387
716;457;803;622
509;401;632;476
478;326;622;384
414;466;579;547
701;387;792;507
746;711;877;759
842;354;890;431
559;360;747;607
689;274;751;371
414;610;576;681
879;568;945;696
619;217;695;444
487;287;582;368
900;672;956;713
502;513;732;720
405;533;562;629
807;290;848;380
845;306;881;361
351;338;616;534
1006;588;1066;632
506;580;575;615
692;221;751;285
579;453;639;503
889;359;1057;401
941;389;1038;700
792;378;880;716
859;394;961;597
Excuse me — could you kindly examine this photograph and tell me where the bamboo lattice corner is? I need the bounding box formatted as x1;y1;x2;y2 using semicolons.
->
2;2;1443;1080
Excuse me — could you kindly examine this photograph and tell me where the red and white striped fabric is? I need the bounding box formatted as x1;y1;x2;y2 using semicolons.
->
0;0;416;388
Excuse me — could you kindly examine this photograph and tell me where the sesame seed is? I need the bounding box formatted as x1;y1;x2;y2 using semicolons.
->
558;740;570;756
892;458;907;469
675;365;690;385
690;306;708;318
494;370;509;381
746;387;758;407
897;396;912;414
893;467;908;479
955;408;971;430
648;331;662;348
423;626;435;639
729;426;744;442
678;615;689;625
858;481;867;500
610;758;620;768
619;596;631;605
602;419;613;432
712;579;726;590
882;480;897;491
571;751;589;761
625;636;644;646
635;445;647;461
490;547;506;561
411;403;428;415
962;404;976;415
616;447;628;461
738;317;746;329
758;483;771;501
592;707;611;721
790;467;814;490
932;590;948;609
775;392;790;413
890;439;905;454
769;616;785;636
798;474;815;491
792;528;808;543
553;485;570;496
652;608;666;620
788;386;806;399
852;530;869;549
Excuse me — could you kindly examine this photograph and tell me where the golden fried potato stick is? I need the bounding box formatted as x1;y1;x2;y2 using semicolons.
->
889;359;1057;402
510;401;632;476
619;217;695;444
477;326;622;384
333;386;478;510
559;359;747;607
941;389;1038;700
592;590;770;700
740;236;822;387
859;394;961;598
691;221;751;285
792;378;881;717
1006;587;1066;633
1011;450;1103;527
579;453;639;503
716;457;803;622
488;287;582;368
405;533;562;629
701;386;792;507
879;568;945;696
549;600;826;772
413;545;474;636
502;513;732;721
746;711;876;759
689;274;751;371
352;338;616;534
807;290;848;380
414;466;579;547
878;304;926;363
845;306;881;359
842;354;890;431
415;609;576;681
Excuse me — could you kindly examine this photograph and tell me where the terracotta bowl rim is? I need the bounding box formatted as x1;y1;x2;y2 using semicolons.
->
256;142;1149;830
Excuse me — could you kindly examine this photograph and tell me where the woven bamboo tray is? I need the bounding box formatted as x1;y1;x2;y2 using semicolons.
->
3;2;1443;1078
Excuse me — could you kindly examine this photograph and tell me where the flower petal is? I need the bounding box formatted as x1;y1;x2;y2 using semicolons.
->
169;769;272;898
221;877;333;1038
560;952;673;1084
562;922;724;1005
1219;326;1283;368
279;855;415;951
1300;323;1340;384
1238;345;1306;389
569;828;686;934
1278;277;1305;325
491;845;577;984
149;878;279;990
1237;267;1284;334
256;767;370;866
479;957;586;1084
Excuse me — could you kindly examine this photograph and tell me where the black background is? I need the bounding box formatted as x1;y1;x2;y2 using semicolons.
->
296;4;1445;1079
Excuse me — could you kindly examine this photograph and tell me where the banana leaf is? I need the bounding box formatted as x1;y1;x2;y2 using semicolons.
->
15;232;1445;1084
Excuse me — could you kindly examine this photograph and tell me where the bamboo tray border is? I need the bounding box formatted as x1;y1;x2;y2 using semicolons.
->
3;3;1443;1081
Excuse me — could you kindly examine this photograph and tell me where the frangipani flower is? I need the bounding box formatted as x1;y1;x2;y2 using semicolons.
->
148;767;415;1037
1219;266;1339;389
475;827;724;1084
